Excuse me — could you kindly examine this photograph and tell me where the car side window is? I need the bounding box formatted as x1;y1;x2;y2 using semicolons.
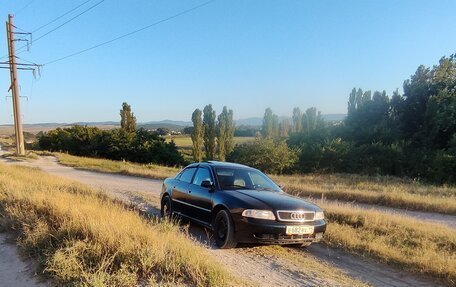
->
179;168;196;183
193;167;213;186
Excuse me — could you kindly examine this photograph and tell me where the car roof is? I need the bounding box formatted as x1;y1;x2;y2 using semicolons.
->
187;161;251;169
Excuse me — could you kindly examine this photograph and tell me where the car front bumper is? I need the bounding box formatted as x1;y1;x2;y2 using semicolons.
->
232;214;326;244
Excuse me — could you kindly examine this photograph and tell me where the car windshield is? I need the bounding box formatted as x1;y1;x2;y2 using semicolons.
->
215;167;281;192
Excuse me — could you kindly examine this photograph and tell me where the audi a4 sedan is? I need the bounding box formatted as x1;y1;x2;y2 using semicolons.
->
160;161;326;249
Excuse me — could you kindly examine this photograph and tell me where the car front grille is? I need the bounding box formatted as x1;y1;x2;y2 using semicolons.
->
276;210;315;222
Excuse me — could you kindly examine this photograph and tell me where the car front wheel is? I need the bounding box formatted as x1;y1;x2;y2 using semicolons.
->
214;210;237;249
161;195;172;219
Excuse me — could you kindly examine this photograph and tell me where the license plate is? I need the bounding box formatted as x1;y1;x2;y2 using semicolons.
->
286;225;314;235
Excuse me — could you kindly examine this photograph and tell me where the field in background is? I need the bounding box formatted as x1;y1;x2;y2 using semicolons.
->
0;163;239;286
164;135;255;148
164;135;255;161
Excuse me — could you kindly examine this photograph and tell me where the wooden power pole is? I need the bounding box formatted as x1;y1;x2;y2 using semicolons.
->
6;14;25;156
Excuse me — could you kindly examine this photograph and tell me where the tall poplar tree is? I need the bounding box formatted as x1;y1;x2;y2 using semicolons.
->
203;104;217;160
225;108;235;155
217;106;235;161
217;109;227;161
262;108;274;138
120;102;136;132
292;107;302;133
279;118;290;138
191;109;204;162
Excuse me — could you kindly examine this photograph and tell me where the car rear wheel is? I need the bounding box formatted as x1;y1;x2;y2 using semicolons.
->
214;210;237;249
161;195;172;219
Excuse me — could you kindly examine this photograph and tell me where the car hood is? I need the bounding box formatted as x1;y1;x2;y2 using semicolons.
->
231;189;320;212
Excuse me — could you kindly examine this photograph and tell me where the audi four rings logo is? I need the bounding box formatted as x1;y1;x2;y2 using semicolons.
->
290;212;305;220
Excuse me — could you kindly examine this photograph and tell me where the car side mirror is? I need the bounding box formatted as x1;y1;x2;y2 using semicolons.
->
201;180;214;190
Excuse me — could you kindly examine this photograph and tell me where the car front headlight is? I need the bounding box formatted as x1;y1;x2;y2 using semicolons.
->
242;209;276;220
315;211;324;220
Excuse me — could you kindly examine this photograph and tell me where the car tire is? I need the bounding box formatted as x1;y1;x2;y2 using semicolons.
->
214;210;237;249
160;195;172;219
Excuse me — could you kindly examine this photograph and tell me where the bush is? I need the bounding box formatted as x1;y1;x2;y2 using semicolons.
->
37;126;185;167
227;138;298;174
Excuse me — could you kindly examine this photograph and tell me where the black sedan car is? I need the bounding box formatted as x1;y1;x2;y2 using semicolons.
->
160;161;326;249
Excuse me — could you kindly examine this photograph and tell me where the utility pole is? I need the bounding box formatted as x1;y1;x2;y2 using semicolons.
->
6;14;25;156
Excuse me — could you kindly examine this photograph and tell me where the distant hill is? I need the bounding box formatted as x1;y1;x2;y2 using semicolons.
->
0;114;346;136
0;122;119;135
138;120;191;131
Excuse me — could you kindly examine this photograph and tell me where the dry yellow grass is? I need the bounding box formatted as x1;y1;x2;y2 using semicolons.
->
273;173;456;214
1;151;39;161
0;163;239;286
318;200;456;285
55;152;179;180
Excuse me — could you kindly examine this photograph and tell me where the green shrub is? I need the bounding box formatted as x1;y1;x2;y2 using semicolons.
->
227;138;298;174
37;126;185;167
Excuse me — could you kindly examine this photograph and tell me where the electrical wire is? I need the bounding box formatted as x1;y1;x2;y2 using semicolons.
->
16;0;106;53
33;0;105;43
0;0;103;60
32;0;94;33
44;0;216;66
14;0;35;16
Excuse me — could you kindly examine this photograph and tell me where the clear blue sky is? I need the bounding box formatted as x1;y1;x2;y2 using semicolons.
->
1;0;455;124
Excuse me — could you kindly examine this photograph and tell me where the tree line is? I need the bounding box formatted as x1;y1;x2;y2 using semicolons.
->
191;105;235;162
37;103;184;166
229;53;456;183
260;106;325;139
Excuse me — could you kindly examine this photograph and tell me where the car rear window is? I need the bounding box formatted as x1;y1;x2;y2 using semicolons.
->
179;168;196;183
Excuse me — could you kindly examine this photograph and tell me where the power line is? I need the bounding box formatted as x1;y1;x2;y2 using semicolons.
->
0;0;103;60
16;0;106;53
45;0;216;66
14;0;35;16
32;0;94;33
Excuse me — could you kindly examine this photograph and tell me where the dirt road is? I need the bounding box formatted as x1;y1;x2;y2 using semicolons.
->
0;233;47;287
0;156;445;287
